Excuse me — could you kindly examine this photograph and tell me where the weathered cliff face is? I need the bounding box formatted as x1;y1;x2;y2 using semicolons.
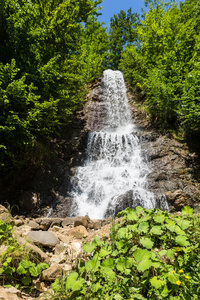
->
131;105;200;213
16;75;200;217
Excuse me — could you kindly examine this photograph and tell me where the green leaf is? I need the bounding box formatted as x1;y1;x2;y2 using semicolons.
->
177;219;191;230
150;276;165;289
126;209;139;221
101;258;114;269
182;206;193;215
91;282;102;292
20;260;33;269
175;235;190;246
150;226;163;235
133;249;152;262
140;237;154;249
85;256;100;272
83;242;96;253
153;214;166;223
137;259;152;272
103;269;116;281
114;294;123;300
22;276;31;286
71;278;85;291
99;248;111;258
29;266;39;277
166;249;175;258
65;272;79;290
167;273;179;284
116;257;133;273
52;278;61;293
17;265;27;275
138;222;149;233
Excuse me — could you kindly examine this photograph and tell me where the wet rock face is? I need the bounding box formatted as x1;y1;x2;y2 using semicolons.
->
133;123;200;212
85;77;106;132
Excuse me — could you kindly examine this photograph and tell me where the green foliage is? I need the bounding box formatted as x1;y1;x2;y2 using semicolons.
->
0;0;108;189
0;220;49;287
120;0;200;140
52;207;200;299
108;8;139;69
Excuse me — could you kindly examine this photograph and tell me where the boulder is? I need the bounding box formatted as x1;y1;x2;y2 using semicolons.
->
74;216;88;228
0;286;21;300
27;231;59;247
67;225;88;239
61;217;74;227
40;264;62;281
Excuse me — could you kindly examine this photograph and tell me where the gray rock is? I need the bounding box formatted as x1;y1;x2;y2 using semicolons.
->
28;220;40;230
27;231;59;247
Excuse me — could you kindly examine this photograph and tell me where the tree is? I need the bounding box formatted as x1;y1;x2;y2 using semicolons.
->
108;8;139;69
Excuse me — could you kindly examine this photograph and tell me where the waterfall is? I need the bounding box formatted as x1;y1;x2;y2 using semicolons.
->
70;70;159;219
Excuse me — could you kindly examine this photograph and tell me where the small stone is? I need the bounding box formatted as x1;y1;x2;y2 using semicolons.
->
51;218;62;227
28;220;40;230
13;219;24;227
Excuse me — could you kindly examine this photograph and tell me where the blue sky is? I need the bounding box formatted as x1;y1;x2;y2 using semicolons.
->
97;0;181;27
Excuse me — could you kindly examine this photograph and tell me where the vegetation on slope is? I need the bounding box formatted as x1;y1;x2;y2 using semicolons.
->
51;206;200;299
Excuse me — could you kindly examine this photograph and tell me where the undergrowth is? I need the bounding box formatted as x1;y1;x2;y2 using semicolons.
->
51;206;200;300
0;219;49;288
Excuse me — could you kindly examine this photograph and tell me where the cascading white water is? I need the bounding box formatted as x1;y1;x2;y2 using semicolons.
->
70;70;157;219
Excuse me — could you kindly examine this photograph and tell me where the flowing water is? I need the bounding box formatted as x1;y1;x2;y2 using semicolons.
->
70;70;158;219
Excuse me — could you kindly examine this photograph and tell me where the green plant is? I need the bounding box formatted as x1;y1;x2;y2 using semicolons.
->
0;220;49;287
52;206;200;299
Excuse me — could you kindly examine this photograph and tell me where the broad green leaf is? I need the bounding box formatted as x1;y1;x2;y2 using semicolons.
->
159;250;167;256
17;265;27;275
153;214;166;223
150;276;165;289
85;257;100;272
22;275;31;286
127;224;138;231
116;257;133;273
65;272;79;290
140;237;154;249
117;227;132;239
150;226;163;235
137;259;152;272
182;206;193;215
105;270;116;281
20;260;33;269
177;219;191;230
52;278;61;293
83;242;96;253
101;258;114;269
133;249;151;262
99;248;111;258
29;266;39;277
152;262;162;268
114;294;123;300
167;273;179;284
126;210;139;221
138;222;149;233
166;249;175;258
175;235;190;246
91;282;102;292
71;278;85;291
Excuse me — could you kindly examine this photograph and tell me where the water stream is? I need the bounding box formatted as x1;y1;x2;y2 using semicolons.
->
70;70;159;219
